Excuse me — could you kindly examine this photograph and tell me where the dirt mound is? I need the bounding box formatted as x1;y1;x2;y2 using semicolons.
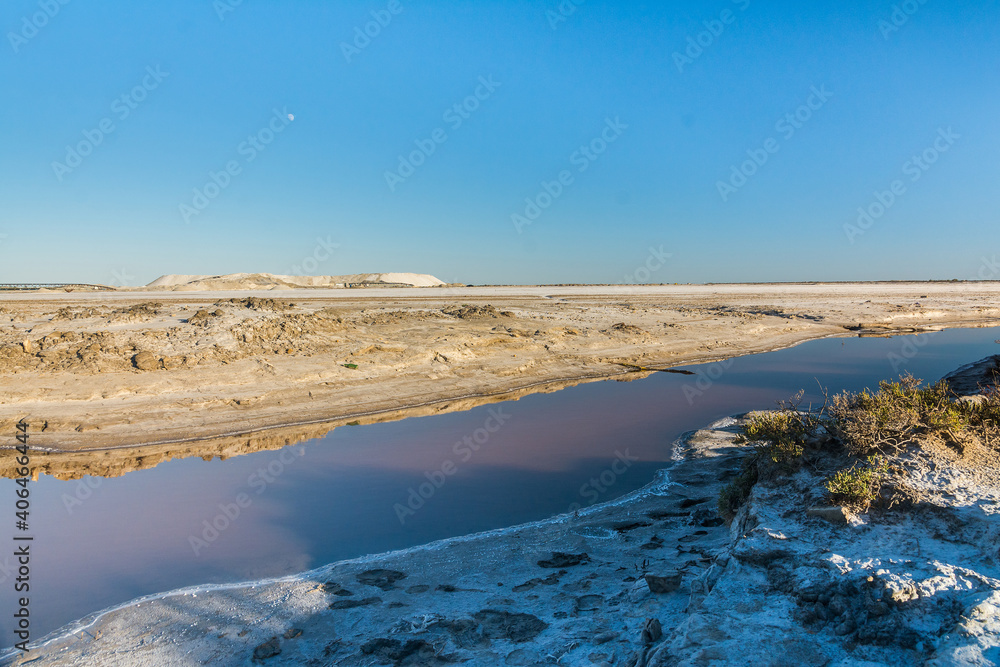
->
0;330;151;374
608;322;649;336
50;306;105;321
50;302;162;323
187;309;223;326
442;305;512;319
357;310;442;326
215;297;293;311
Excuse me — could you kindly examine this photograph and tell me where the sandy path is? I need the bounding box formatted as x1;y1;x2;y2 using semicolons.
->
1;283;998;476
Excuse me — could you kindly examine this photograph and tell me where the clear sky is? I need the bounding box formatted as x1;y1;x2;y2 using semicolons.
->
1;0;997;286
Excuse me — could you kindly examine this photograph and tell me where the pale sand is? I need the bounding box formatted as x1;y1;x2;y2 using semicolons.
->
1;283;998;478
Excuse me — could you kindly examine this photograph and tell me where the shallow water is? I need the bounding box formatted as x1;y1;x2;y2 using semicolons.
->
1;326;997;647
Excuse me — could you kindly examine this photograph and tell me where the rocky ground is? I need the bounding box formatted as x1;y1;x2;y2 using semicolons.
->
2;283;999;477
8;358;999;666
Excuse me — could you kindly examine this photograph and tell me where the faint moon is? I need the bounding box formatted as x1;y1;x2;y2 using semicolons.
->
288;114;295;121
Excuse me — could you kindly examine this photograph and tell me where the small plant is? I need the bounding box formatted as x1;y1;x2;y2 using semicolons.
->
735;410;809;467
825;455;889;511
719;372;1000;523
718;468;757;522
720;401;820;520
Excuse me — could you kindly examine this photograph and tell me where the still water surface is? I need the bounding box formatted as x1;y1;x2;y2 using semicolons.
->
1;326;997;646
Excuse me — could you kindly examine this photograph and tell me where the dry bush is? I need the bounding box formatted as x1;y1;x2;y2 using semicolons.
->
829;374;976;456
721;375;1000;521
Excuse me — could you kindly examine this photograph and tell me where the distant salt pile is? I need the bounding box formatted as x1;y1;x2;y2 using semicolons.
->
145;273;446;291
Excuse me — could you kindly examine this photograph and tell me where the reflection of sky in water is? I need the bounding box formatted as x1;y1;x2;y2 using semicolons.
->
1;326;997;646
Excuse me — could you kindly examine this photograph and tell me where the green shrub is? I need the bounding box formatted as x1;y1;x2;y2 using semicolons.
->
825;455;889;511
735;410;811;469
718;468;757;522
720;373;1000;522
721;408;816;521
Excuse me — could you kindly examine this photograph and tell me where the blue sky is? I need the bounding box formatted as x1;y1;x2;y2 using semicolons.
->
1;0;997;285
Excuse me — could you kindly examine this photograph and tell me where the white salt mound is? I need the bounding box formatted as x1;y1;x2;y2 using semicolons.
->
144;272;445;290
145;275;212;288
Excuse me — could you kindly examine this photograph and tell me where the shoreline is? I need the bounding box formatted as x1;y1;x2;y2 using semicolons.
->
4;320;969;456
1;420;723;664
3;320;993;483
4;283;1000;458
2;318;996;484
5;360;1000;665
0;427;690;658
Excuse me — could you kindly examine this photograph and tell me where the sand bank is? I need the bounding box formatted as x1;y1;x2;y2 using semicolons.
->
1;283;998;471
